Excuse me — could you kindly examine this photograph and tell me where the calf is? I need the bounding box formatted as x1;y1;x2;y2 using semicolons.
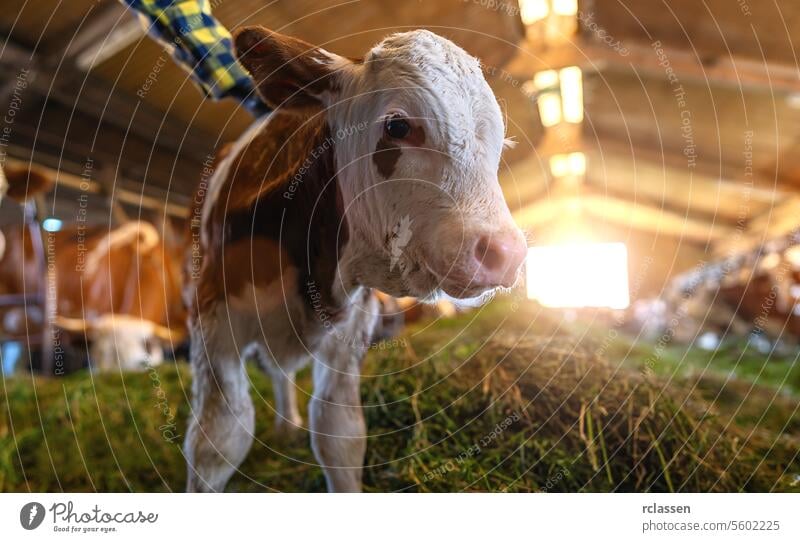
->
185;27;527;492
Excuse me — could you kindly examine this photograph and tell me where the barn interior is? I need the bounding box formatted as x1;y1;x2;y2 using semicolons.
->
0;0;797;492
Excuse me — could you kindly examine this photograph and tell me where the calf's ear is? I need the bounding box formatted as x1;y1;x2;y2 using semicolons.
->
234;26;352;112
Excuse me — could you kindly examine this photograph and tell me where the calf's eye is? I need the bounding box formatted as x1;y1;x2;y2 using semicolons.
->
385;116;411;139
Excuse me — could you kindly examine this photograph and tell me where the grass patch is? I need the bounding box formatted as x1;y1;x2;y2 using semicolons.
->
1;301;798;492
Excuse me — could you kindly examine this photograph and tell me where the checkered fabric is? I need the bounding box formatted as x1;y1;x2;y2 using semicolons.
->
120;0;269;117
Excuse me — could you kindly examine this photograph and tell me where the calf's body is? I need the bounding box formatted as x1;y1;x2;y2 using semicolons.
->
184;27;527;492
186;112;377;492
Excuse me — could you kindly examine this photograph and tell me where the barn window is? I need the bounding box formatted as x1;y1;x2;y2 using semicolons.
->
519;0;549;24
525;67;584;127
549;152;586;179
530;70;562;126
559;66;584;123
525;242;630;309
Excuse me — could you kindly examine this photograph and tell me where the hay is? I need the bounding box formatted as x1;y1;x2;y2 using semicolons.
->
0;301;797;492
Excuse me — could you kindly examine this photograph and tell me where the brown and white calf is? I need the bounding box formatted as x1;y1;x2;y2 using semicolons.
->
184;27;527;492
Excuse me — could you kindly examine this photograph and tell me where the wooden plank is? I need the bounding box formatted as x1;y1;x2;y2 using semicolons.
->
6;93;206;198
513;196;568;230
586;138;786;198
46;2;138;64
504;32;800;93
0;38;215;164
578;0;800;69
582;144;777;225
5;156;189;218
513;191;733;243
581;193;732;242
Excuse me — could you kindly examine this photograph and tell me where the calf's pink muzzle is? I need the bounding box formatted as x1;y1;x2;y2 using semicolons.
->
471;230;527;288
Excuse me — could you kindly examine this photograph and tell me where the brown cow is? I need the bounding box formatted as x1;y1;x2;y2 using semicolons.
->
0;220;186;370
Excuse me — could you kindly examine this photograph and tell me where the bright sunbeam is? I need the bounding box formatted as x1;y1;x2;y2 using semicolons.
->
526;242;630;309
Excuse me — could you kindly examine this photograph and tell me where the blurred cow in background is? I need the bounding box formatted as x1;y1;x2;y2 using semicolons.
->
633;282;753;346
632;247;800;350
0;169;186;372
0;165;53;260
55;314;181;371
49;220;186;370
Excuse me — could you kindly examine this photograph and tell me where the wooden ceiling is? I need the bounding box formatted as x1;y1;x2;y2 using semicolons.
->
88;0;525;142
499;0;800;294
587;0;800;66
3;0;800;295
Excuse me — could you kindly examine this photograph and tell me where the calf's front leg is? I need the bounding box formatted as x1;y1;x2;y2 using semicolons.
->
184;321;254;492
310;346;366;492
309;302;377;492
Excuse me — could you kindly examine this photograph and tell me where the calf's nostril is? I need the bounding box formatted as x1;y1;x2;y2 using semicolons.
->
470;231;527;288
475;235;506;271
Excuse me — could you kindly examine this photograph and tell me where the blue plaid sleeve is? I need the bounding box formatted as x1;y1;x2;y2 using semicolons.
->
120;0;269;117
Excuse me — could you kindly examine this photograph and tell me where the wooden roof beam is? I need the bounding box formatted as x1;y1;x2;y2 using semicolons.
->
45;2;143;69
505;37;800;94
586;137;786;198
502;151;746;228
0;37;214;164
4;155;189;219
513;190;732;244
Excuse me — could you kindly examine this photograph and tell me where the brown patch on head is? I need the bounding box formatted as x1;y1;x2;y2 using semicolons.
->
406;124;427;147
373;137;402;178
372;123;427;178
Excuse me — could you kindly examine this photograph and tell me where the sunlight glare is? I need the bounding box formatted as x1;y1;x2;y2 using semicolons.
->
520;0;550;25
526;242;630;309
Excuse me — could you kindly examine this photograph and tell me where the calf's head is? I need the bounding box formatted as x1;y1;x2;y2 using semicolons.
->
235;27;527;304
